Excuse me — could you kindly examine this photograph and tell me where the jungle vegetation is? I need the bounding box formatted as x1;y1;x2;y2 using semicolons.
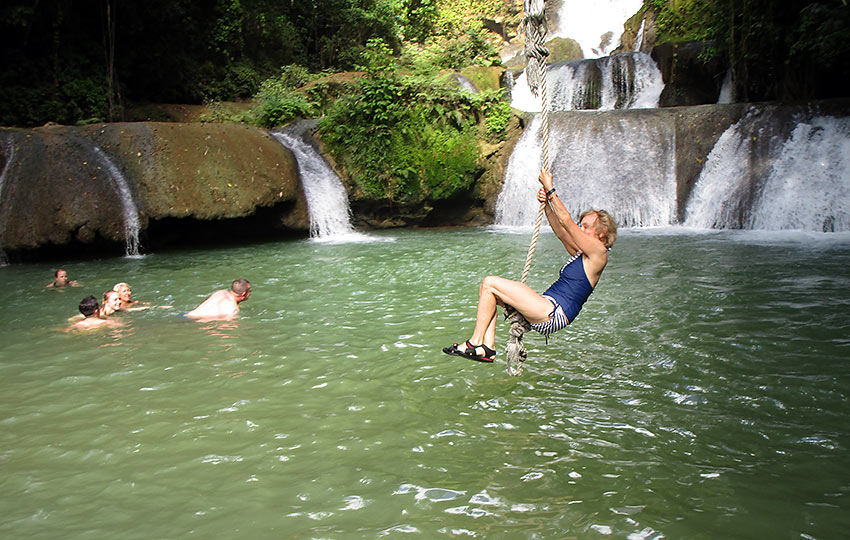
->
1;0;848;203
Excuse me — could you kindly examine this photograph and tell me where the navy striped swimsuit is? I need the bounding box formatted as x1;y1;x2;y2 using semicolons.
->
531;252;594;336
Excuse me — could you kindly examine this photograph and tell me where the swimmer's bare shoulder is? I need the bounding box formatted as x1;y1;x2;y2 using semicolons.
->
66;318;122;332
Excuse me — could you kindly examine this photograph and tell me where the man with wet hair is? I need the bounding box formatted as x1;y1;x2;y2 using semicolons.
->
185;279;252;321
46;268;80;288
67;296;116;330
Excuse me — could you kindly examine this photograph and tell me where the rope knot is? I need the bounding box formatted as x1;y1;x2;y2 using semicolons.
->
522;0;550;98
504;305;531;376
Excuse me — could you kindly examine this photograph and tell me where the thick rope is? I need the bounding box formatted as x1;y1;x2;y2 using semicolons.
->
506;0;551;377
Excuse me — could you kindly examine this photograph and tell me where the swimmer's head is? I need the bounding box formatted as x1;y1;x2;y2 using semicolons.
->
113;282;132;302
78;296;99;317
101;290;121;316
231;279;251;300
579;209;617;249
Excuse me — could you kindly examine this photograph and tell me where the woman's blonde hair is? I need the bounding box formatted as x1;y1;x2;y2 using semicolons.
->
579;209;617;249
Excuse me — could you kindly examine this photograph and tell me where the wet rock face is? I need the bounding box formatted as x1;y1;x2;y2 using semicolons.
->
0;128;131;250
652;41;728;107
0;122;308;254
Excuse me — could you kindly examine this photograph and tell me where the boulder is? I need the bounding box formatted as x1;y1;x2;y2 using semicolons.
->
0;122;308;255
652;41;728;107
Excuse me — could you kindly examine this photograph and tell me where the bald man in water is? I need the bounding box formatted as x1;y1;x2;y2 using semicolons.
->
185;279;251;321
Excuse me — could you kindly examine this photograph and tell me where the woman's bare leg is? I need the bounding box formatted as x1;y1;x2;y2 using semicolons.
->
461;275;554;354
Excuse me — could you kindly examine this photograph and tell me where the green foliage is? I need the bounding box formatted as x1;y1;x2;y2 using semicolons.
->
646;0;850;101
432;0;503;35
356;38;398;72
430;28;501;69
416;126;480;199
397;0;439;42
791;2;850;68
482;96;512;138
317;72;498;202
647;0;716;43
250;68;322;127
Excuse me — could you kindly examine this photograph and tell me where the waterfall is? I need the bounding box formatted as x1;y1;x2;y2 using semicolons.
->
0;135;16;265
685;114;850;232
633;19;646;52
717;70;733;104
271;128;364;241
511;53;664;112
91;146;142;257
681;116;752;229
0;136;14;198
496;111;676;228
453;74;479;94
552;0;644;58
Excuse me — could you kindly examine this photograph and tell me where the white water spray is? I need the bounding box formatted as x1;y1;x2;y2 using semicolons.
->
511;53;663;112
553;0;644;58
717;70;733;104
91;146;141;256
0;136;14;199
271;131;365;241
496;112;676;228
684;115;850;232
752;117;850;231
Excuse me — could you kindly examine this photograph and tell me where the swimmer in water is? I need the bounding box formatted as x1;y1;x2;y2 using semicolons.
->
185;279;251;321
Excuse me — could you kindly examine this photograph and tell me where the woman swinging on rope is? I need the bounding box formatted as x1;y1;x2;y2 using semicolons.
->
443;169;617;362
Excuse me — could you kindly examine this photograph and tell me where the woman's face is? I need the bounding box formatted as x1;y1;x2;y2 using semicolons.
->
579;212;602;241
117;285;132;302
104;292;122;314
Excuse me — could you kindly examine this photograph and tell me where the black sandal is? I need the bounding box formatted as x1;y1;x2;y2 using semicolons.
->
442;342;465;358
462;340;496;363
443;340;496;363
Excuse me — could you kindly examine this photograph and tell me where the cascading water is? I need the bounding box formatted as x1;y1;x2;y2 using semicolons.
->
0;135;16;265
496;111;676;228
271;127;364;241
0;136;14;198
633;19;646;52
552;0;644;58
91;146;142;256
511;0;662;113
717;70;733;104
685;114;850;232
511;53;664;112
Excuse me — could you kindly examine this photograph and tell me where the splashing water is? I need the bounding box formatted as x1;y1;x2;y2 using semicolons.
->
717;70;733;104
633;18;646;52
0;135;14;199
91;146;142;256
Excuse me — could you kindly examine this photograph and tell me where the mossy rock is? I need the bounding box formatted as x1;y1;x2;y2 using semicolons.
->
459;66;505;92
547;37;584;63
503;36;584;71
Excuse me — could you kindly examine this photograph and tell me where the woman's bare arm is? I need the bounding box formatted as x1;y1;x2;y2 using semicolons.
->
538;170;608;268
538;187;579;254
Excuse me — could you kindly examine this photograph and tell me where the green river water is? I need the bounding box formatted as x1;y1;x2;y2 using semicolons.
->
1;228;849;539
